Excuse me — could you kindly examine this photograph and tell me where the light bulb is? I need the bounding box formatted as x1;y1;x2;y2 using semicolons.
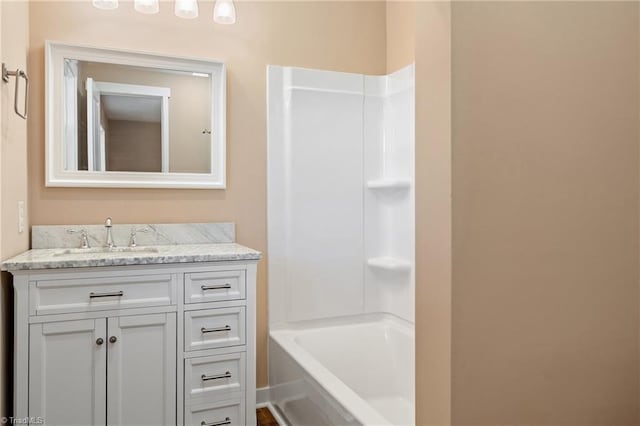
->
175;0;198;19
213;0;236;24
135;0;159;14
92;0;118;10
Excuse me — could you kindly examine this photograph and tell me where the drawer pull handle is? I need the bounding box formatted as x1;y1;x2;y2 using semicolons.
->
201;371;232;381
201;418;230;426
201;284;232;291
89;291;124;298
201;325;231;334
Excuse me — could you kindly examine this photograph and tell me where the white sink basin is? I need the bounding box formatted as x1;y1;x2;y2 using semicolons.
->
53;247;160;257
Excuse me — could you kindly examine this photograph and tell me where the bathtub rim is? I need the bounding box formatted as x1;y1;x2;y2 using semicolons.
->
269;312;415;426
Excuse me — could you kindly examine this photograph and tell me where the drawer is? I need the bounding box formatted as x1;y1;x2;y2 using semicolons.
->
185;270;246;304
185;307;246;351
185;352;246;402
31;274;176;315
186;399;245;426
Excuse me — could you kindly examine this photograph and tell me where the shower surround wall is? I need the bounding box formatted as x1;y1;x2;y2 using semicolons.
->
268;64;415;325
364;65;415;321
267;64;415;424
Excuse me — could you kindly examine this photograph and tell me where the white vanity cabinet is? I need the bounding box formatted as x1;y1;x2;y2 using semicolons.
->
9;260;258;426
29;313;176;426
29;318;108;426
107;313;177;426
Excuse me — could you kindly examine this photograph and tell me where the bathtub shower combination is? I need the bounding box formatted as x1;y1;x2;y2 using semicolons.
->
267;64;415;425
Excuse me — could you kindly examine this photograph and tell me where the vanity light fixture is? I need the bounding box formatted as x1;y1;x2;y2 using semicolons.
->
92;0;118;10
213;0;236;24
174;0;199;19
134;0;159;14
93;0;237;24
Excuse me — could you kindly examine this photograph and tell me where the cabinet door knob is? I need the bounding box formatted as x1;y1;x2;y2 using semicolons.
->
109;336;117;343
96;338;104;346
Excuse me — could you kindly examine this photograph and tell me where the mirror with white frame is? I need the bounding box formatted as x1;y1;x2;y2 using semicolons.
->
46;42;226;188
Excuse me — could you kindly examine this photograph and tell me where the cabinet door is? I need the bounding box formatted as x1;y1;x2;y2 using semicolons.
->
107;313;176;426
29;318;107;426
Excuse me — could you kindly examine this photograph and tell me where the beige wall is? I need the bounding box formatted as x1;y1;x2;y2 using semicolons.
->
414;2;640;423
415;2;452;424
1;0;30;417
385;1;415;73
387;7;455;421
450;2;639;423
28;0;387;389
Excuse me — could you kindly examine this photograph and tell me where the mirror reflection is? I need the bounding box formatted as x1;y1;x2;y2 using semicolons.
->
63;60;213;174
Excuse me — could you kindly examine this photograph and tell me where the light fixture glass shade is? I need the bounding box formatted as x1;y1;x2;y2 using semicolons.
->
134;0;159;14
213;0;236;24
92;0;118;10
175;0;199;19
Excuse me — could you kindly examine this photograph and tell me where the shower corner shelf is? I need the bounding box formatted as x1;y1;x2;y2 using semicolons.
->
367;257;412;272
366;177;412;190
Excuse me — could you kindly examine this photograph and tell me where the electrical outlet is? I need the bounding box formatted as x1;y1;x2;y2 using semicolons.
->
18;201;25;233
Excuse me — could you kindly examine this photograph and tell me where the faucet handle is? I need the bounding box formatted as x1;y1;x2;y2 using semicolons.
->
67;229;91;249
129;227;149;248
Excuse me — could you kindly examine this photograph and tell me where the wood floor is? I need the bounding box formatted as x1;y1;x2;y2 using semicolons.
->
257;407;279;426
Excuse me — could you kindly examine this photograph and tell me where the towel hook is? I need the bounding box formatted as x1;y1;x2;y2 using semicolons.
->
2;63;28;120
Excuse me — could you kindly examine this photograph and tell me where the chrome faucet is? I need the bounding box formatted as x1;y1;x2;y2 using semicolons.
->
129;227;149;248
105;217;115;248
67;229;90;249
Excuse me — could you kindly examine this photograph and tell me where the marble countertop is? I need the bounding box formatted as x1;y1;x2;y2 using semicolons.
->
2;243;262;271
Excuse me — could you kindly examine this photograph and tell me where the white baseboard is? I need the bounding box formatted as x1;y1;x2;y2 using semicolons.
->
256;387;289;425
258;402;288;426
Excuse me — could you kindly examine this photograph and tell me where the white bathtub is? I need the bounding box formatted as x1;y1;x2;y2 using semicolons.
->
269;314;415;425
